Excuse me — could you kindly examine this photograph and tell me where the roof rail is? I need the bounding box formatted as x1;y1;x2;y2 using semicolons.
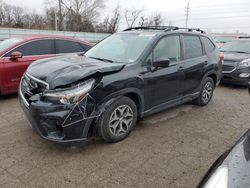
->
123;26;206;34
238;36;250;39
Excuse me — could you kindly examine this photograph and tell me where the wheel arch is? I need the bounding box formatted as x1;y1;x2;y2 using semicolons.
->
202;70;218;86
83;88;144;137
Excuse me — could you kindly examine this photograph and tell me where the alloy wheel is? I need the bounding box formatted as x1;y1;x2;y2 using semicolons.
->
109;105;134;136
202;82;213;103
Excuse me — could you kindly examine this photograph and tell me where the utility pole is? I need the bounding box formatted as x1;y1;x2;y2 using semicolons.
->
185;2;190;29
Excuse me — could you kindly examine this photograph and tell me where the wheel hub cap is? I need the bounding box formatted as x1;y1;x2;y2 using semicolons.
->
202;82;213;103
109;105;134;136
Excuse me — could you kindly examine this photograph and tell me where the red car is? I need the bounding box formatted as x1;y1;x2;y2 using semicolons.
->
0;35;93;95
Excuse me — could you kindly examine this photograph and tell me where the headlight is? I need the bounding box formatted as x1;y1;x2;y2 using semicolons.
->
43;79;95;104
204;166;228;188
239;59;250;68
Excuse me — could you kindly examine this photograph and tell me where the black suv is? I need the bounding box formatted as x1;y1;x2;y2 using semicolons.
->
19;26;222;144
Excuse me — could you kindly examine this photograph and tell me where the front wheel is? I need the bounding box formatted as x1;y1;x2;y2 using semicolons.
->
98;96;138;143
195;77;215;106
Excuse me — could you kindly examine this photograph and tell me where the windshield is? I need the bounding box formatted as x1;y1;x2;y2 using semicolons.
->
214;37;235;43
0;37;23;52
220;40;250;54
85;33;154;63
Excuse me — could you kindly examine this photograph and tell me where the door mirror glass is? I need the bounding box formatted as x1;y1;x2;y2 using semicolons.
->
153;58;170;68
10;51;22;60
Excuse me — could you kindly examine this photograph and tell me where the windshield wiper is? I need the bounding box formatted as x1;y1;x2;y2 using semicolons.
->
89;56;114;63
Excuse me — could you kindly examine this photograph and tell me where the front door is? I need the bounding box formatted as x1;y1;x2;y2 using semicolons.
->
143;35;184;110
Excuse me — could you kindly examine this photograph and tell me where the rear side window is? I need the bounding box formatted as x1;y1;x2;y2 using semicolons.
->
4;39;55;57
201;36;216;54
183;35;203;59
55;40;84;54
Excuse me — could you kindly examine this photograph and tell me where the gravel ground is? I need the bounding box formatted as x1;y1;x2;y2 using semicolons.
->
0;85;249;188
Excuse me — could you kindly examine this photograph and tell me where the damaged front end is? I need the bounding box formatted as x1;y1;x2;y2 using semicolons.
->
19;72;100;144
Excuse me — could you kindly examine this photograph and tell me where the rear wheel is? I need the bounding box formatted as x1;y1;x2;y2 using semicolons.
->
195;77;215;106
98;97;137;143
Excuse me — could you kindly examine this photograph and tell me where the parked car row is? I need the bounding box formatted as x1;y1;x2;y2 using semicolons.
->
0;35;93;95
0;33;249;97
1;28;249;188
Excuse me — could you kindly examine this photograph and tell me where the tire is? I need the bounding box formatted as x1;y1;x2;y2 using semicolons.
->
195;77;215;106
98;96;138;143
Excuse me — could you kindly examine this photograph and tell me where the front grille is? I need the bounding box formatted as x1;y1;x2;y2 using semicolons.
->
222;65;235;72
21;74;48;104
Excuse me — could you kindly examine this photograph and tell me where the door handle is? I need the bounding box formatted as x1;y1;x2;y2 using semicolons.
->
178;66;184;71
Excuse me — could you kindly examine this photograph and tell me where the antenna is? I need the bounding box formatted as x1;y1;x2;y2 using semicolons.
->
185;2;190;29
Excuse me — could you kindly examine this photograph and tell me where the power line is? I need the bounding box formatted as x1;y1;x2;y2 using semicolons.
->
191;10;250;15
189;15;250;20
191;3;249;10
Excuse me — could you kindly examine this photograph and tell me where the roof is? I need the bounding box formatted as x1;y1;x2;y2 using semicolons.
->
20;34;92;45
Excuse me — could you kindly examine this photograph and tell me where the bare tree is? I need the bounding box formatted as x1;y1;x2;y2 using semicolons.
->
151;13;163;26
124;9;143;28
61;0;104;31
45;0;105;31
139;16;147;27
138;12;164;27
96;5;121;33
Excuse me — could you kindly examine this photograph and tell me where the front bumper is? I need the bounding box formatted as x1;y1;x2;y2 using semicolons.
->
221;67;250;86
18;87;98;145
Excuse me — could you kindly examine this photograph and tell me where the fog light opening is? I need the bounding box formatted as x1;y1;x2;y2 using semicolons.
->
239;73;250;78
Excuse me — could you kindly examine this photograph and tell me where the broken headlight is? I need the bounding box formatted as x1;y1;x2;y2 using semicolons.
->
43;79;95;104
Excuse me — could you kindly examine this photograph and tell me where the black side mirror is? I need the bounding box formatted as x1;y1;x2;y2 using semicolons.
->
153;58;170;68
10;51;23;60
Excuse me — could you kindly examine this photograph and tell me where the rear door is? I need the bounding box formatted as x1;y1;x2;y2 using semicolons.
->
143;35;184;109
1;39;55;94
55;39;85;55
181;34;207;96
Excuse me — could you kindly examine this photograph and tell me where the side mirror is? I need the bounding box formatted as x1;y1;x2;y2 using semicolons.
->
10;51;22;60
153;58;170;68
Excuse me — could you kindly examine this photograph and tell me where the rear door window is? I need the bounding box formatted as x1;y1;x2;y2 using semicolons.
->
201;36;216;54
183;35;203;59
55;39;84;54
4;39;55;57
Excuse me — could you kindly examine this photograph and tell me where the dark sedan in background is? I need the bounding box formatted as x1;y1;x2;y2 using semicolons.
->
220;38;250;86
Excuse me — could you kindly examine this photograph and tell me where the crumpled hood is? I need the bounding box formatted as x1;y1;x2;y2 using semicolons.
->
27;55;125;89
223;52;250;62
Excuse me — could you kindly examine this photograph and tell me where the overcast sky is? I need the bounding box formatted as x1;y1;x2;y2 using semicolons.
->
6;0;250;33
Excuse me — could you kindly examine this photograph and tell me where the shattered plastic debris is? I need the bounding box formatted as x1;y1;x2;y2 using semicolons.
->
62;93;100;128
